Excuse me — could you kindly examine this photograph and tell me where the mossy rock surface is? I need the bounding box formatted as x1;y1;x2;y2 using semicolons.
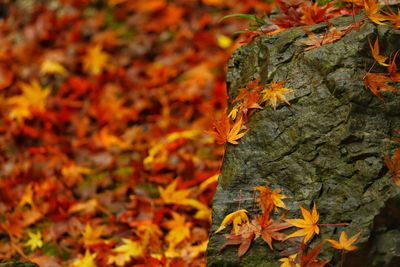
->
207;13;400;267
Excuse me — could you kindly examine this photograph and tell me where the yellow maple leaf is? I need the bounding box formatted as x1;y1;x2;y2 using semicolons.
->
164;212;191;250
107;238;144;266
83;45;109;75
285;203;320;243
71;250;97;267
8;80;50;122
279;254;300;267
158;180;211;221
158;179;193;204
215;209;249;234
180;198;211;221
82;224;104;248
369;37;389;66
136;223;163;247
364;0;387;25
261;81;293;110
24;230;43;251
40;59;68;75
198;173;219;193
143;130;201;169
326;231;361;251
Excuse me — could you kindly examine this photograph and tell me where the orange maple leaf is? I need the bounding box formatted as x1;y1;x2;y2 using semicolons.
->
301;26;345;51
326;231;361;251
383;7;400;28
257;214;292;250
254;185;288;214
388;50;400;82
221;220;260;257
261;81;293;110
299;242;329;267
364;0;387;25
207;115;248;145
384;148;400;186
369;37;389;66
363;72;397;100
285;203;320;244
230;89;262;119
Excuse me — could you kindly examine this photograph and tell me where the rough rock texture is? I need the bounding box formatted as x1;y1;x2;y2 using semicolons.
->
207;13;400;267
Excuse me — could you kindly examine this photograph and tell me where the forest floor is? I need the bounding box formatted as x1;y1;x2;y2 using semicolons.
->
0;0;271;266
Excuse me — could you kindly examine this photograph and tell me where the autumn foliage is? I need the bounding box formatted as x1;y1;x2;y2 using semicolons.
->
0;0;399;266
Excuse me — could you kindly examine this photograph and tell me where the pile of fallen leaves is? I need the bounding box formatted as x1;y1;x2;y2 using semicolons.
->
0;0;399;266
0;0;272;266
215;185;360;266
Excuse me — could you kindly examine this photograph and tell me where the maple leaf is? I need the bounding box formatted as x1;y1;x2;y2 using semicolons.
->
107;239;144;266
261;81;293;110
207;115;248;145
364;0;387;25
299;242;329;267
383;7;400;28
363;72;397;100
285;203;320;243
388;50;400;82
231;87;263;119
81;224;104;248
71;250;97;267
164;212;192;251
198;173;219;193
215;209;250;234
369;37;389;66
257;214;292;250
326;231;361;251
61;164;92;187
301;26;345;51
83;44;109;75
94;127;130;149
255;185;288;214
40;59;68;75
180;198;211;221
136;223;163;248
221;220;260;257
300;2;330;25
384;148;400;186
279;254;300;267
158;179;193;204
8;80;50;122
24;230;43;251
228;105;240;120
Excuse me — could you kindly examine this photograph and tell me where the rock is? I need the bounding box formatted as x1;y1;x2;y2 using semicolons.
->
206;13;400;267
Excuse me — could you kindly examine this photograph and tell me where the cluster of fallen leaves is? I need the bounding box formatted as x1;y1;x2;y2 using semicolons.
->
0;0;399;266
0;0;275;266
208;79;294;145
215;184;361;266
364;37;399;100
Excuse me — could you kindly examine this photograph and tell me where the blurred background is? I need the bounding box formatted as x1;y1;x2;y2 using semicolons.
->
0;0;272;266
